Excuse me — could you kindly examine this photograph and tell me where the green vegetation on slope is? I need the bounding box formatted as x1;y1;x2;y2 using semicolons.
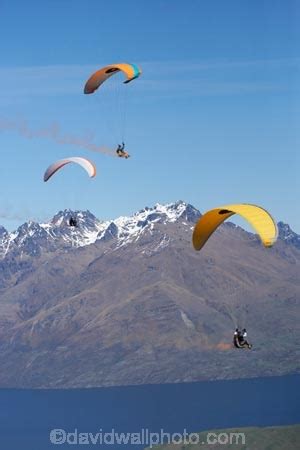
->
147;424;300;450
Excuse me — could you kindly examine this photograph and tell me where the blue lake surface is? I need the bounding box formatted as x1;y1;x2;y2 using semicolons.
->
0;374;299;449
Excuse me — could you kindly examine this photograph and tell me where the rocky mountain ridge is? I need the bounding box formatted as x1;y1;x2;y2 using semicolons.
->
0;201;299;388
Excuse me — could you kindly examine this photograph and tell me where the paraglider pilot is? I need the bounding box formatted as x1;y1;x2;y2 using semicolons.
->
69;217;78;227
233;328;252;349
116;142;130;159
116;142;125;155
241;328;251;349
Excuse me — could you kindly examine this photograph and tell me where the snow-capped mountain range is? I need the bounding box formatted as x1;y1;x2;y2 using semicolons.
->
0;201;201;258
0;201;298;259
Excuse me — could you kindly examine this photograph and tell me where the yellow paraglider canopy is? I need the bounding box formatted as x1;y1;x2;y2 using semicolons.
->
192;203;278;251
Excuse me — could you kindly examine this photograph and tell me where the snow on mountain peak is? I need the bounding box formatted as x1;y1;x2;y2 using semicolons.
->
277;222;300;249
133;200;199;224
98;201;200;246
0;201;201;258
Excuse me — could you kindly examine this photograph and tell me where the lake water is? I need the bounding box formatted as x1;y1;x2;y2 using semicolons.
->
0;374;299;449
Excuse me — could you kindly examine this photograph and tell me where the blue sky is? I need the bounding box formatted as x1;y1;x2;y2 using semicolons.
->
0;0;299;231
